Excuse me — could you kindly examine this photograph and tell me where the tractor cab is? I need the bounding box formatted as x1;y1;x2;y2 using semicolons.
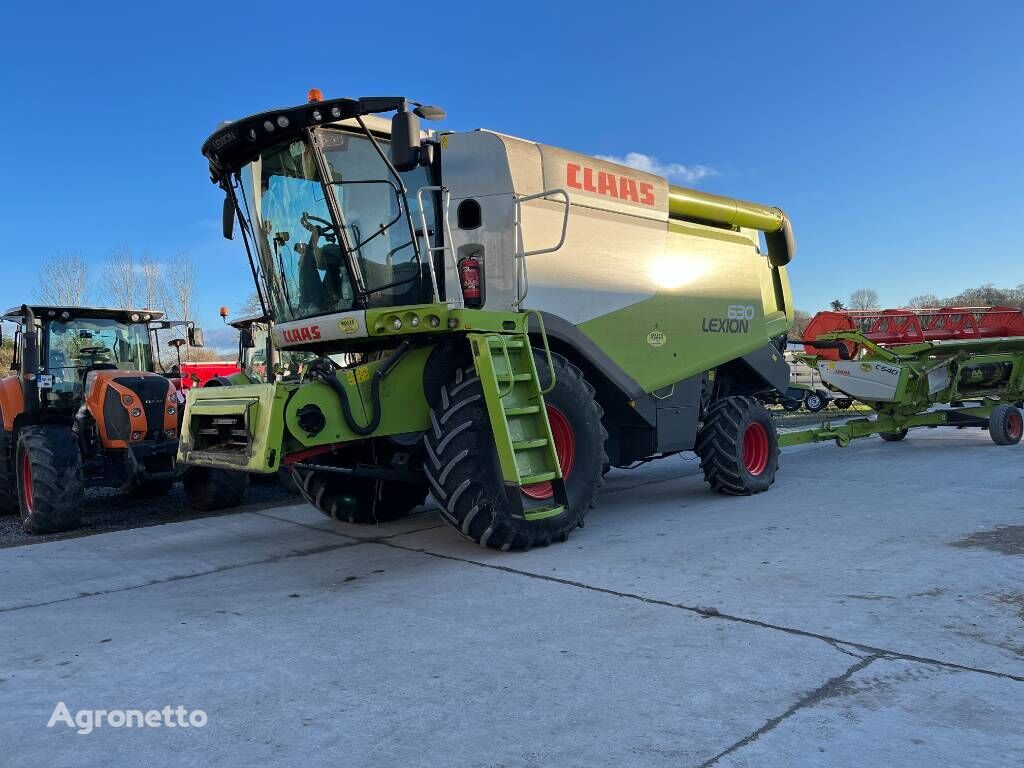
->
4;306;160;409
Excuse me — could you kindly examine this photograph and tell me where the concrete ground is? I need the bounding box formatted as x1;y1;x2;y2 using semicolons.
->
1;428;1022;767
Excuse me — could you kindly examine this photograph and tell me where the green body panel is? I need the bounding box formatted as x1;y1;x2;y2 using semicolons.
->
179;382;289;472
576;220;791;393
177;305;569;495
283;345;434;447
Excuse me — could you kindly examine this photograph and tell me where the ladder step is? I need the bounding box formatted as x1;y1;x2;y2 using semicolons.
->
524;505;564;522
503;405;541;416
513;438;548;451
486;337;525;349
520;471;558;484
497;373;533;382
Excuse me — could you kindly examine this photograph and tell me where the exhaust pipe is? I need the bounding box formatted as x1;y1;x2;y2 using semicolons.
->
667;186;796;267
20;304;39;414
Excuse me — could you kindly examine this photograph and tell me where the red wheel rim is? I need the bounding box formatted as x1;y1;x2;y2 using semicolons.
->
742;422;770;476
522;405;576;500
21;453;33;513
1008;410;1023;441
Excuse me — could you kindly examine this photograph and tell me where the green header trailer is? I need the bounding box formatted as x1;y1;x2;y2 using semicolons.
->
180;92;800;550
783;307;1024;448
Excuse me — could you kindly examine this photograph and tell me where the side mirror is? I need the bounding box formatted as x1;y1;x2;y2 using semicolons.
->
188;326;205;347
390;110;421;172
239;327;255;349
223;195;234;240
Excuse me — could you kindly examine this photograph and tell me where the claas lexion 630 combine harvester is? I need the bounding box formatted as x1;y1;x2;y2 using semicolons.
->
788;306;1024;447
179;91;1021;551
179;91;797;550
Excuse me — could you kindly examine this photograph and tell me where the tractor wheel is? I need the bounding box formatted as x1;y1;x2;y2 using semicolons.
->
804;393;826;412
696;396;779;495
424;354;606;550
129;478;175;498
296;471;428;523
989;404;1023;446
16;425;84;534
183;466;249;511
834;398;853;410
880;429;909;442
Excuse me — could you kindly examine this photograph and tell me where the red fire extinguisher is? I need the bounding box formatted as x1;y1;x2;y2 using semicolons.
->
458;255;482;307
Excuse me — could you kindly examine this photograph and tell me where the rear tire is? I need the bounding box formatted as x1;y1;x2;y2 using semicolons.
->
183;466;249;511
696;396;779;495
989;404;1023;446
424;354;606;550
16;425;84;534
880;429;909;442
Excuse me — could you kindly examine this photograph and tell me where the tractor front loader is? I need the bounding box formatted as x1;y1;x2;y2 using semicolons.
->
0;305;204;533
181;92;798;549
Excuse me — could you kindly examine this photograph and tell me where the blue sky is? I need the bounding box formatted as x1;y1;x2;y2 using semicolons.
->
2;1;1022;348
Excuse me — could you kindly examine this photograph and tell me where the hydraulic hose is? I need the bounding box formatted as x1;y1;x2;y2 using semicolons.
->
308;341;412;437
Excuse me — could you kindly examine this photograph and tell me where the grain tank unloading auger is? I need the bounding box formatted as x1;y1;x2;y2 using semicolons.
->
784;306;1024;448
179;92;798;550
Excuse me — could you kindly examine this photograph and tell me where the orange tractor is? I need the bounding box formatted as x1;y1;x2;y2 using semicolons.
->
0;304;224;533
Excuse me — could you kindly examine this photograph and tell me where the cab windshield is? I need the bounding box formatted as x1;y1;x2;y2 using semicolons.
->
239;128;434;322
44;319;154;397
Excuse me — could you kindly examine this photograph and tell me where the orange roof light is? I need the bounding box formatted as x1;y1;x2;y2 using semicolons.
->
307;88;324;103
219;305;229;318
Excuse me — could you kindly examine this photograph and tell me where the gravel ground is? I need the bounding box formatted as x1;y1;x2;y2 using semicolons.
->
0;475;299;548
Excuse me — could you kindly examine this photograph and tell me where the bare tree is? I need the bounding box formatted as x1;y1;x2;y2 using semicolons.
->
237;289;265;318
791;309;811;339
168;253;198;361
139;253;169;313
102;248;140;309
848;288;880;311
906;293;941;309
35;252;91;306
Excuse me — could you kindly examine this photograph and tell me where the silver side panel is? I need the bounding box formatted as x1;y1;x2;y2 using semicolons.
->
439;130;762;324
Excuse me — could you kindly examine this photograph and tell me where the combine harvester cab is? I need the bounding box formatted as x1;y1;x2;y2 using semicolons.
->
181;92;799;549
790;306;1024;447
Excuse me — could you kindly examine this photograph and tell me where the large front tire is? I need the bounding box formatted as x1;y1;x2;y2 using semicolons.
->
183;466;249;511
424;354;606;550
696;396;779;495
16;425;84;534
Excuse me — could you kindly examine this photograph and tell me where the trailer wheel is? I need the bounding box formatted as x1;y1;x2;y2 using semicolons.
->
16;425;84;533
296;471;428;523
425;354;606;550
880;429;909;442
804;393;826;412
696;396;779;495
989;404;1023;446
183;466;249;511
834;398;853;410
